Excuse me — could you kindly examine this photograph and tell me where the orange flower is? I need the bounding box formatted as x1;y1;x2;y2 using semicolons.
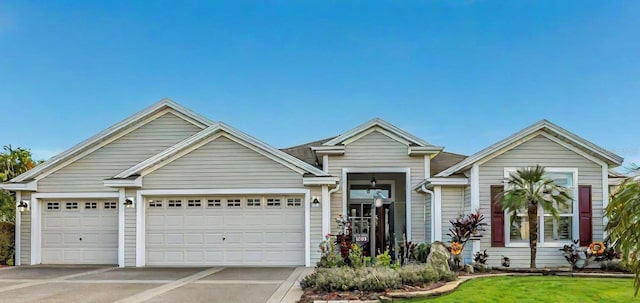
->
450;242;462;255
589;242;605;255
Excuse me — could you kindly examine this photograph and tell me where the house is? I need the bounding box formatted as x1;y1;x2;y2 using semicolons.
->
1;99;624;268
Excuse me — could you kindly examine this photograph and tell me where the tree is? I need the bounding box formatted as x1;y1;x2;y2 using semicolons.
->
0;145;40;265
605;165;640;296
498;165;571;268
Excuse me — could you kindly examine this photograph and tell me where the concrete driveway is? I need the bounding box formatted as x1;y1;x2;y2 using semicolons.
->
0;265;311;303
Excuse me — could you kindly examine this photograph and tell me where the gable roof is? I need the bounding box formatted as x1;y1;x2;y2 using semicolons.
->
9;99;214;183
115;122;330;179
436;119;624;177
323;118;439;148
431;151;468;176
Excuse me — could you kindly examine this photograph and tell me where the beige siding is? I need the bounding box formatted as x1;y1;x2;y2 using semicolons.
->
479;135;604;268
310;187;322;265
441;186;466;242
327;130;427;243
38;112;202;193
20;192;31;265
143;135;304;189
424;193;432;243
124;189;137;267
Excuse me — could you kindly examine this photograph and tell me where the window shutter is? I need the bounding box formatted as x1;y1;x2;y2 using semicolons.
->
491;185;505;247
579;185;592;246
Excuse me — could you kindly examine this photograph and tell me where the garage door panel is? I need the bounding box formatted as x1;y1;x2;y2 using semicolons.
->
146;196;304;266
42;200;118;265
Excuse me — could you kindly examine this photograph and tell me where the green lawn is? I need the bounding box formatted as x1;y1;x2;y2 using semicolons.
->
404;276;640;303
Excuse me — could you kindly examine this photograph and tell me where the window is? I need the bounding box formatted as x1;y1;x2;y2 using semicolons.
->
65;202;78;210
286;198;302;207
187;199;202;207
85;202;97;209
349;184;392;199
266;198;281;207
207;199;221;207
104;202;117;209
504;169;577;246
168;199;182;208
246;198;261;208
148;200;163;208
47;202;60;210
227;199;241;208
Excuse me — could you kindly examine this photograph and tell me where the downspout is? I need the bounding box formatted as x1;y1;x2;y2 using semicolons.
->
419;184;434;243
325;182;341;235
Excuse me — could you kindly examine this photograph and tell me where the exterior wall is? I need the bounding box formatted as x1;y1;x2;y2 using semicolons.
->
124;189;137;267
478;135;604;268
143;135;304;189
38;112;202;193
440;186;466;243
20;192;31;265
424;192;432;243
327;130;427;243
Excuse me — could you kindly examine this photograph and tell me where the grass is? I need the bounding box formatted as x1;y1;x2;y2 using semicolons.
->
403;276;640;303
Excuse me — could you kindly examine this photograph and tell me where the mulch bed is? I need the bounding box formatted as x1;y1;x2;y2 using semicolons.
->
298;281;447;303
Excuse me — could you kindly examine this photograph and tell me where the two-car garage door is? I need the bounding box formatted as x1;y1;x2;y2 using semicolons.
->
41;200;118;264
145;196;305;266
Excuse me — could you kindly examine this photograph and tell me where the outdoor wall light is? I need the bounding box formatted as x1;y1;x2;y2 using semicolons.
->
370;177;377;188
311;196;320;208
17;200;29;212
124;197;135;208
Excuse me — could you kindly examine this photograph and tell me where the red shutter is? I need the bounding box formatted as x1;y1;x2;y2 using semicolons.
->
491;185;505;247
579;185;592;246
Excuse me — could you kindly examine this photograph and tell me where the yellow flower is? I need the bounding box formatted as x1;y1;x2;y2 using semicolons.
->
450;242;463;255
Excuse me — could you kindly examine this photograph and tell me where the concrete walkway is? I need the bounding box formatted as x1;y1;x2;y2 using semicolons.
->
0;265;309;303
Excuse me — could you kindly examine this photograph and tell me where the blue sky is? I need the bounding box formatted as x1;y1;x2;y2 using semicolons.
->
0;1;638;167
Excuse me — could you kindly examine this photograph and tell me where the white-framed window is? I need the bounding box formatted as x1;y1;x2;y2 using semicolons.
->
148;199;163;208
65;202;79;210
246;198;261;208
104;202;117;209
168;199;182;208
187;199;202;208
207;199;222;207
504;168;578;247
286;198;302;207
85;202;97;209
266;198;281;207
227;198;241;208
47;202;60;210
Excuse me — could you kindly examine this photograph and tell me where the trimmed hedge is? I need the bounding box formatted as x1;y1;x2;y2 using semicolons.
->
300;264;456;292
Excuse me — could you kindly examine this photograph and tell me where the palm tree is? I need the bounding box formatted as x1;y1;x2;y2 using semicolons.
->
498;165;571;268
605;165;640;296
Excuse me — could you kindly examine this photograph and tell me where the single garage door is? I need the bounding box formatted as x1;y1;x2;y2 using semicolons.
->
41;200;118;264
146;196;304;266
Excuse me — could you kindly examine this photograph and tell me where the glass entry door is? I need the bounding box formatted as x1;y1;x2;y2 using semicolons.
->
348;202;395;258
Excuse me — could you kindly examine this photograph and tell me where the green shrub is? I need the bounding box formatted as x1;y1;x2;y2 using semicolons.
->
415;243;431;263
375;250;392;267
0;223;14;265
348;244;364;268
300;263;455;292
317;236;345;268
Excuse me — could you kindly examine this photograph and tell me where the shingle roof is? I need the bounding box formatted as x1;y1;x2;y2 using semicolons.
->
280;137;336;168
431;151;468;176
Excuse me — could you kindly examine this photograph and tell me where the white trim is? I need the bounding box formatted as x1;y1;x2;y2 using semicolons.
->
134;188;311;267
343;127;412;146
32;192;119;199
104;177;142;188
11;99;213;183
424;155;430;179
0;181;37;191
406;168;412;242
470;164;480;211
322;155;329;173
303;177;340;186
118;189;125;268
602;165;609;238
437;120;623;177
321;185;330;237
433;186;442;241
323;118;432;147
30;196;40;264
14;192;21;266
428;178;470;186
503;167;579;247
312;146;345;155
408;146;444;156
304;190;311;267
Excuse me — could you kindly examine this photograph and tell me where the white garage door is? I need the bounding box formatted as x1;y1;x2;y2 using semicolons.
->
41;200;118;264
146;196;305;266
